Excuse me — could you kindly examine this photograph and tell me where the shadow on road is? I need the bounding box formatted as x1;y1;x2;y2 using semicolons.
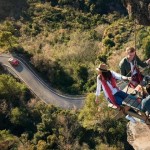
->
14;64;23;72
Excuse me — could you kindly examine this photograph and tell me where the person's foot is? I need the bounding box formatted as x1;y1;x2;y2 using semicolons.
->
140;119;145;123
145;119;150;125
125;115;137;123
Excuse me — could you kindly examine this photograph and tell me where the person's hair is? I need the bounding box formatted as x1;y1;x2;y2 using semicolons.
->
146;84;150;95
101;70;112;81
126;47;136;53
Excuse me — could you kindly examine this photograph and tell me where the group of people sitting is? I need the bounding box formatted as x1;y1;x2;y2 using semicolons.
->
95;47;150;123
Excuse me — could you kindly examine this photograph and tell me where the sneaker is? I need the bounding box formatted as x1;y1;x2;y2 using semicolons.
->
125;115;137;123
140;119;145;123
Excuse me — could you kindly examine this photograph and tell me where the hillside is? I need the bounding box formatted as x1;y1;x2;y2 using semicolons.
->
0;0;28;20
0;0;129;95
0;0;150;150
123;0;150;26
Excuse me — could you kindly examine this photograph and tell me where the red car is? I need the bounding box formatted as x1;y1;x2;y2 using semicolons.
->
8;58;19;66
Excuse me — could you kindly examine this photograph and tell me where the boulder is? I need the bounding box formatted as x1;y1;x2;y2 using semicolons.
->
127;122;150;150
123;0;150;26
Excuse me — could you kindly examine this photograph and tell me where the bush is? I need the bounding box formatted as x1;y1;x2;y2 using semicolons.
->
142;36;150;58
102;37;115;48
97;52;109;63
145;40;150;58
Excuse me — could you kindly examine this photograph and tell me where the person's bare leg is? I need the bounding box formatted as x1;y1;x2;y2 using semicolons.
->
124;105;131;113
116;105;131;115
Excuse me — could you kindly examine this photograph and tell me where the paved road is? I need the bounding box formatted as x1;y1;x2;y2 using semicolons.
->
0;54;85;109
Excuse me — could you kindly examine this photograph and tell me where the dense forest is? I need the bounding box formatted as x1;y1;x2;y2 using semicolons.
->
0;0;150;149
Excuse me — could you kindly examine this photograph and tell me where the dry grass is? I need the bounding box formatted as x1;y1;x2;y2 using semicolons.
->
107;50;126;73
20;30;99;68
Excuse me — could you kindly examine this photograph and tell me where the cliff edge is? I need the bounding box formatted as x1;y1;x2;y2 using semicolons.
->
123;0;150;26
127;122;150;150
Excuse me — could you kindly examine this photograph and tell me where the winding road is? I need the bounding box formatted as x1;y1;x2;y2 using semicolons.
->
0;54;85;109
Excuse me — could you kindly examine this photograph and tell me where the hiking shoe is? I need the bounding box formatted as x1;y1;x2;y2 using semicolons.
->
125;115;137;123
140;119;145;123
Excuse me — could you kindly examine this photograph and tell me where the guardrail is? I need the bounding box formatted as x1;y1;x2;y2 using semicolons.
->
3;64;85;109
14;54;86;99
3;64;48;105
0;54;86;100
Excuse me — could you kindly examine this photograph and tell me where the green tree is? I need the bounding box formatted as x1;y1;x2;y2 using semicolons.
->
142;36;150;58
33;104;57;143
0;74;27;105
10;107;28;126
102;37;115;48
0;130;19;149
0;31;18;49
72;64;88;91
37;140;48;150
78;93;99;128
78;93;116;128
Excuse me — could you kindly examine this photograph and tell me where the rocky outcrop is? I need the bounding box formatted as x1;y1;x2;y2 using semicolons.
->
123;0;150;26
0;0;28;20
127;122;150;150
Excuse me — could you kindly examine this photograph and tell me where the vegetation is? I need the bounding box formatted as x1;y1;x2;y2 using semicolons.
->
0;0;149;149
0;75;129;149
1;0;149;94
0;0;128;95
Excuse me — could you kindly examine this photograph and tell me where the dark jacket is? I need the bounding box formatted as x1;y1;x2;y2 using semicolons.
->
141;95;150;113
119;55;148;76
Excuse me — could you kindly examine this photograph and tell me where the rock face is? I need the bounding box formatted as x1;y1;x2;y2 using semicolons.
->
127;122;150;150
0;0;28;20
123;0;150;26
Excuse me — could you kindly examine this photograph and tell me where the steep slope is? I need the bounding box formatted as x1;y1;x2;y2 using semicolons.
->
0;0;28;20
123;0;150;25
0;54;84;109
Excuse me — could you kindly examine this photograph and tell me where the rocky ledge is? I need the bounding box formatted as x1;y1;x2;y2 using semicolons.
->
127;122;150;150
123;0;150;26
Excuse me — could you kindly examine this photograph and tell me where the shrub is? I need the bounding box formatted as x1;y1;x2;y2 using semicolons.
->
97;53;108;64
142;36;150;58
102;37;115;48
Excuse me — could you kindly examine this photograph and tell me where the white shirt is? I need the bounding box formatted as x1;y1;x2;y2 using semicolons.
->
95;71;126;99
129;62;137;75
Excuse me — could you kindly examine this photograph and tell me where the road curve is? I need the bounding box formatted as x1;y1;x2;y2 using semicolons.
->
0;54;85;109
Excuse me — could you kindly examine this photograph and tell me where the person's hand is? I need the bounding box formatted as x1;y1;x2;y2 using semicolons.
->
122;76;131;81
146;58;150;65
127;77;131;81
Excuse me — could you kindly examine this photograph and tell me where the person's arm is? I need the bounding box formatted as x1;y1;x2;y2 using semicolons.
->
136;55;148;68
111;71;131;81
95;76;102;103
121;76;131;81
145;58;150;65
